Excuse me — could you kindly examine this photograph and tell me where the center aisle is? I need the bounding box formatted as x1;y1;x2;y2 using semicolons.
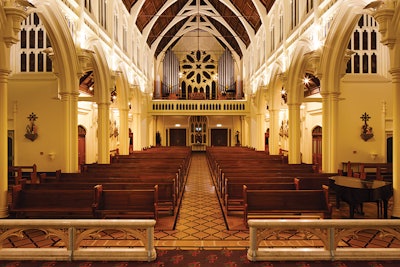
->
154;152;249;249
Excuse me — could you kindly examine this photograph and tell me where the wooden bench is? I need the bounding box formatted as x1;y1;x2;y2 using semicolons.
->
243;185;332;223
8;184;95;218
20;182;175;210
225;181;295;213
93;184;159;219
8;164;38;186
294;177;331;190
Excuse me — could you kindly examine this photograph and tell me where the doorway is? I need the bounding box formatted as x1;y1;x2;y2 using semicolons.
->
387;136;393;163
312;126;322;172
78;125;86;168
170;129;186;146
211;129;228;146
8;131;14;167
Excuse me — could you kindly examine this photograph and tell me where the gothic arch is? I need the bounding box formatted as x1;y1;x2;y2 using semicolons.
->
319;1;370;93
33;2;80;94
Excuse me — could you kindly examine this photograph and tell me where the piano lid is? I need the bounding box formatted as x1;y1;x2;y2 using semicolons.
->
330;175;392;189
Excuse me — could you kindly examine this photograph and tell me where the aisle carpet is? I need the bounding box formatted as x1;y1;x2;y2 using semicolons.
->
1;249;400;267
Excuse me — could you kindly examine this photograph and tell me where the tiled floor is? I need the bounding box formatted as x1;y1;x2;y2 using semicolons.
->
154;152;249;249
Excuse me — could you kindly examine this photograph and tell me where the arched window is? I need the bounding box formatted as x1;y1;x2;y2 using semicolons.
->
346;14;381;74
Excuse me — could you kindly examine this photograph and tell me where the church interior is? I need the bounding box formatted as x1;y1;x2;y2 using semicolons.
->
1;0;400;263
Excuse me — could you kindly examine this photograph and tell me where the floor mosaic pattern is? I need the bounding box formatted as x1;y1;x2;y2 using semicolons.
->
154;152;249;249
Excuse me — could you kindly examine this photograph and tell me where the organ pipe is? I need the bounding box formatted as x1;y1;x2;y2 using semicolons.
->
218;49;234;94
163;49;179;96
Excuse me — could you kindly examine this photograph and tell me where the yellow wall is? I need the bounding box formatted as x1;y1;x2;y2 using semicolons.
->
8;74;64;172
337;75;392;170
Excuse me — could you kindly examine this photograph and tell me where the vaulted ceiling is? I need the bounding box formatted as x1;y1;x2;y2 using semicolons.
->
123;0;275;59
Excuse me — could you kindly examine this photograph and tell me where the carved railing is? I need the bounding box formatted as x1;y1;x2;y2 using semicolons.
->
0;219;156;261
248;219;400;261
150;99;248;115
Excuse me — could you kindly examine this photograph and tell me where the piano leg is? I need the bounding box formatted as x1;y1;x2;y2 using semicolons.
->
383;200;389;219
350;204;356;218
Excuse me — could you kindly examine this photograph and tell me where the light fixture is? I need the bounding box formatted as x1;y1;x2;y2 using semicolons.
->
303;76;310;85
111;86;117;103
281;87;287;104
175;124;181;127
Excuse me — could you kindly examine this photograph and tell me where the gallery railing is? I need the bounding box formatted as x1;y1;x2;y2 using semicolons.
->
150;99;248;115
248;219;400;261
0;219;156;261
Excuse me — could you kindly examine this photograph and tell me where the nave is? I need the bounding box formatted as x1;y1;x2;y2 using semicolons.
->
2;151;396;250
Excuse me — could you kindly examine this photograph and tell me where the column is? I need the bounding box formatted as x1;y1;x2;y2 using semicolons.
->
132;112;141;151
288;103;301;164
0;68;11;218
59;92;79;172
321;91;340;173
255;113;264;150
97;102;110;163
0;5;28;217
389;68;400;218
118;108;129;155
268;108;280;155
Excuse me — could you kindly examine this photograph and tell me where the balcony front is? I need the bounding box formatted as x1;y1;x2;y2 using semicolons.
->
149;98;249;116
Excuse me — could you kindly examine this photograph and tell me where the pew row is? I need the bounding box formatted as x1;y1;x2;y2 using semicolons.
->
8;184;95;218
20;180;176;215
243;185;332;223
93;185;159;219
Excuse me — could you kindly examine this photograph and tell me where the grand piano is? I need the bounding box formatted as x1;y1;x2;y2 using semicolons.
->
330;176;393;218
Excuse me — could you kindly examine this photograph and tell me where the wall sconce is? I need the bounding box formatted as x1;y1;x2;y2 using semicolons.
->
281;87;287;104
110;86;117;103
48;152;55;160
370;152;378;160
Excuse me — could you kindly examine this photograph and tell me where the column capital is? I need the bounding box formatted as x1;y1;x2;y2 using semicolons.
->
0;69;12;82
389;67;400;82
58;91;80;102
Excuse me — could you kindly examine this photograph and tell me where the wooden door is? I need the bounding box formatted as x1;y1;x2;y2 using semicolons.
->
211;129;228;146
8;131;13;167
78;126;86;168
312;126;322;172
170;129;186;146
387;136;393;163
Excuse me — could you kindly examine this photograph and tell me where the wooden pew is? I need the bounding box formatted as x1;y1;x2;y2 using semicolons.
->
20;180;176;214
8;164;38;185
224;181;296;213
243;185;332;223
93;184;159;219
48;172;179;212
8;184;95;218
293;177;331;190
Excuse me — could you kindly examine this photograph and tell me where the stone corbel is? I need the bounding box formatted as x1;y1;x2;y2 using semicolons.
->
374;9;396;48
304;49;322;76
77;48;95;73
3;5;29;47
370;4;396;48
340;49;355;78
